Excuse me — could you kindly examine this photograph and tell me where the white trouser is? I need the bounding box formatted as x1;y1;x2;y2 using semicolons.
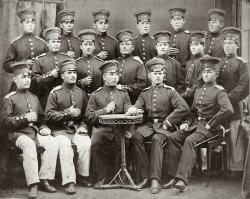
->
55;134;91;185
15;134;59;186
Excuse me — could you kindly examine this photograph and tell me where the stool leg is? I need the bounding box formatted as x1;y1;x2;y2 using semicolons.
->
206;145;212;187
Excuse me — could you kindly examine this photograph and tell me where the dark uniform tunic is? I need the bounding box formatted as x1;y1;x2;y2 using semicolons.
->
85;85;131;180
0;90;46;143
132;34;157;64
32;52;70;109
170;83;234;184
116;55;147;104
60;32;82;59
45;84;88;139
94;32;120;60
204;33;225;59
76;55;103;95
131;84;190;181
217;56;249;120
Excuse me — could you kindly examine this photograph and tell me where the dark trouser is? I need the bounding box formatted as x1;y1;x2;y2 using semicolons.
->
175;132;211;184
132;131;167;182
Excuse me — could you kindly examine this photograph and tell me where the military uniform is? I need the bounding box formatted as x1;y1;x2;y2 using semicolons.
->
0;61;58;187
45;59;91;185
131;58;190;183
218;27;249;171
169;56;234;186
85;61;131;181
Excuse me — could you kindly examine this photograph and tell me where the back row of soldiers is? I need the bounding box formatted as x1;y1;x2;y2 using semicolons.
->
1;6;249;198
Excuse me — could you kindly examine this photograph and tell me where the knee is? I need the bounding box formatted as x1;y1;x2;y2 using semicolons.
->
131;131;142;143
184;136;194;146
151;135;163;145
17;136;36;152
77;137;91;151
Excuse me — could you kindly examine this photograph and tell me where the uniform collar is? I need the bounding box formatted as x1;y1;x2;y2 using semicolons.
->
62;82;75;90
121;54;132;59
61;32;73;38
22;33;34;37
16;89;29;94
103;84;117;92
97;32;107;37
204;82;216;88
209;31;221;37
48;51;60;56
81;54;94;60
193;52;204;59
139;33;150;38
174;28;184;33
152;83;164;89
157;54;168;59
226;53;237;59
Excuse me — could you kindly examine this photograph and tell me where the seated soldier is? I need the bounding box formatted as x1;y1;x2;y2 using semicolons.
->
163;56;234;192
45;58;92;195
126;58;190;194
85;60;131;189
0;61;58;199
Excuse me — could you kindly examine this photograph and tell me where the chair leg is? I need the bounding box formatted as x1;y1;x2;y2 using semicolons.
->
196;148;203;176
206;145;212;187
7;147;15;192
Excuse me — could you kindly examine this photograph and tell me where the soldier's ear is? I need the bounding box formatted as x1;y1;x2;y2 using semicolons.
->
220;21;224;28
60;23;63;29
93;22;96;29
61;73;64;80
13;76;17;83
148;73;151;79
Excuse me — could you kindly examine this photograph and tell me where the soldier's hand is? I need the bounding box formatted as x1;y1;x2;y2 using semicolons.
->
205;124;211;130
124;131;132;139
51;69;59;78
97;51;108;59
180;123;189;131
126;107;137;116
26;112;37;122
26;59;35;65
105;101;116;113
163;124;168;130
116;84;122;90
169;47;179;56
77;126;88;134
66;51;76;58
67;105;81;117
81;76;92;86
40;128;51;135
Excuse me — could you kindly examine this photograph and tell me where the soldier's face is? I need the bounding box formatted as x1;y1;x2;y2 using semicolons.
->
93;20;109;34
103;71;119;86
223;39;238;56
170;16;185;31
190;42;204;55
14;73;31;90
208;19;223;33
60;20;74;34
202;68;217;83
21;19;35;34
80;40;95;56
119;41;134;55
148;70;165;85
47;39;61;52
137;21;151;35
61;69;77;84
156;42;169;56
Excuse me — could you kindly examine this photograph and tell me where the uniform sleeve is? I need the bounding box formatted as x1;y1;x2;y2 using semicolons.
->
209;90;234;129
164;90;190;127
0;98;29;130
134;92;146;110
3;43;17;73
37;98;50;130
123;92;132;112
78;91;89;128
228;62;249;103
176;61;185;93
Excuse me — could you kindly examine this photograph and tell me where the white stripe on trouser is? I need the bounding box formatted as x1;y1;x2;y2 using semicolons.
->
56;134;91;185
37;134;59;180
15;135;39;186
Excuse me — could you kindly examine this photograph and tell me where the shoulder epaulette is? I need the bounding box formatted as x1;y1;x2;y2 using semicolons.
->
36;53;47;59
151;36;155;39
163;85;175;90
61;52;71;57
206;34;212;38
142;86;151;92
4;91;16;99
95;56;104;62
108;34;117;41
74;86;82;90
116;86;126;91
184;30;190;34
74;35;81;41
11;36;21;43
50;86;62;93
236;57;248;63
214;85;225;91
133;36;139;40
92;87;103;94
35;36;46;43
76;57;81;61
168;56;178;62
132;56;143;64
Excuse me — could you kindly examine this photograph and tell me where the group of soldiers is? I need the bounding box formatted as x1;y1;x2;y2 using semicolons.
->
0;5;249;199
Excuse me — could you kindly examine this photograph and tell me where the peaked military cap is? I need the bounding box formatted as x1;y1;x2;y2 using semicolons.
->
154;30;172;43
11;61;32;75
58;58;76;73
58;9;75;22
43;27;61;40
169;7;186;17
99;60;118;73
145;58;165;72
200;55;221;71
92;9;110;21
17;9;36;21
134;9;151;22
116;29;133;42
190;31;207;43
77;29;96;41
222;27;241;43
208;8;226;21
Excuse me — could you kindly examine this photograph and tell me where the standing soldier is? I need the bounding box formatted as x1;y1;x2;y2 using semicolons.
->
45;58;92;195
204;8;226;58
115;29;147;104
85;60;131;188
92;9;119;60
218;27;249;175
76;29;103;96
0;61;59;198
168;7;191;74
153;30;184;93
133;9;157;64
58;10;82;59
126;58;190;194
32;27;69;109
163;56;234;192
182;31;206;106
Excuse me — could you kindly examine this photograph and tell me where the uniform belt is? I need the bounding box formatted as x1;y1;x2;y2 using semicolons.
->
63;121;75;126
151;118;164;123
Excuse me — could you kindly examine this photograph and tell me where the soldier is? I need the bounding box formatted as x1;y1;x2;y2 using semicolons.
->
182;31;207;106
115;29;147;104
163;56;234;192
58;9;82;59
126;58;190;194
0;61;59;198
32;27;69;109
132;9;157;64
92;9;119;60
168;7;191;72
153;30;184;93
85;60;131;188
204;8;226;58
218;27;249;174
76;29;103;96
